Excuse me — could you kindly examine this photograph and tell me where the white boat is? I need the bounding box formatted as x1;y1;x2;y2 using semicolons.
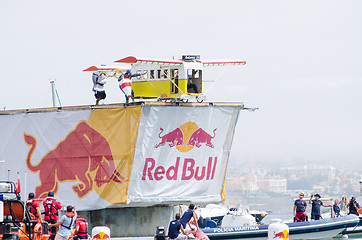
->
195;204;268;226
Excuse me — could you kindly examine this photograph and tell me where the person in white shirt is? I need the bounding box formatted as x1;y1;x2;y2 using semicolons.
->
49;205;77;240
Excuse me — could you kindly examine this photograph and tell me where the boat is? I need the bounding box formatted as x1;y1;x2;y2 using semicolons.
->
0;181;50;240
341;214;362;236
195;204;268;226
200;214;359;239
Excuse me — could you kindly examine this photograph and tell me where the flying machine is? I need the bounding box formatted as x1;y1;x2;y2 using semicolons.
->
83;55;246;102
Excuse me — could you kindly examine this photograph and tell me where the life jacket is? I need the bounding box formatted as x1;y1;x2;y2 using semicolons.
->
61;212;75;230
26;199;38;218
43;198;59;218
76;218;88;237
118;75;132;99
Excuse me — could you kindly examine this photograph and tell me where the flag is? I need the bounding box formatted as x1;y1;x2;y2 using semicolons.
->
15;175;21;194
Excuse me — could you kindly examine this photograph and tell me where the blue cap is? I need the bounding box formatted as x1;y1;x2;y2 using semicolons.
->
28;192;35;198
126;70;131;74
48;191;54;197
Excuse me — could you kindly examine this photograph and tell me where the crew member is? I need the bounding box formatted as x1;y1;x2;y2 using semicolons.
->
26;192;43;222
179;204;199;231
73;215;90;240
49;205;77;240
43;191;63;240
118;70;145;103
293;193;307;222
94;72;108;105
332;199;341;217
348;197;360;215
309;194;331;220
168;213;187;240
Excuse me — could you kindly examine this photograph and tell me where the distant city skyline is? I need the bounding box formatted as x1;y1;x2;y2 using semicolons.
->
225;162;362;214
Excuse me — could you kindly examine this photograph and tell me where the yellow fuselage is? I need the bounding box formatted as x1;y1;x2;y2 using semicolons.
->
132;79;201;98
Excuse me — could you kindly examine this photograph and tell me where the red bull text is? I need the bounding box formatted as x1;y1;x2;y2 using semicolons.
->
142;157;217;181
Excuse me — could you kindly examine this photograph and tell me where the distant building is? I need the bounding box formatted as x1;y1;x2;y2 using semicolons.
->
256;176;287;193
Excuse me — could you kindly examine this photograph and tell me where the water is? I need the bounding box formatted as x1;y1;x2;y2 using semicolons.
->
113;234;362;240
112;213;362;239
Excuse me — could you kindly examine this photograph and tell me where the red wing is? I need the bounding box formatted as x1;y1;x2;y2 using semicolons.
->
203;60;246;66
114;56;183;66
83;65;131;72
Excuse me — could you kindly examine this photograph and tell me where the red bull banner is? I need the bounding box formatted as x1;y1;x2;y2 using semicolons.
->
127;105;241;205
0;104;241;209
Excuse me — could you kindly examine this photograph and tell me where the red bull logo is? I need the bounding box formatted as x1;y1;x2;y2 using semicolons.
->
93;232;110;240
272;230;289;240
24;121;124;199
155;128;184;148
154;122;217;152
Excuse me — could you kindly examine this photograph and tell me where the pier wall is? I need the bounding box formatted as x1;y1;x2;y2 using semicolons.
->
78;206;180;237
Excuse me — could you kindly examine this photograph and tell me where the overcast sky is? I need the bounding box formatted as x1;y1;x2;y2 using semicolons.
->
1;0;361;166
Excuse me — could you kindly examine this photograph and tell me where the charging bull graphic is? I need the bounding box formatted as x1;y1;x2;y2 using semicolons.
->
24;121;124;199
186;128;217;148
154;122;217;152
93;232;110;240
155;128;184;148
272;230;289;240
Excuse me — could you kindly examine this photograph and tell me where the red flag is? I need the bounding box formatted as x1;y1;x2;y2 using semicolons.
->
15;176;21;194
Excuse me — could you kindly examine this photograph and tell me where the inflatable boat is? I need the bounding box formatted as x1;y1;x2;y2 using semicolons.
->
201;214;359;240
341;214;362;236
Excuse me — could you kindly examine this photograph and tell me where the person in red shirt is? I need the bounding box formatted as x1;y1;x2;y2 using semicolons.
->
43;191;63;240
73;215;90;240
26;192;43;222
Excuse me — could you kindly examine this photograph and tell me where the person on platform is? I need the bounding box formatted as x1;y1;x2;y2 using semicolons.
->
332;199;341;217
348;196;360;216
118;70;146;103
168;213;187;240
309;194;331;220
49;205;77;240
26;192;43;222
94;72;108;105
179;204;199;231
293;192;308;222
43;191;63;240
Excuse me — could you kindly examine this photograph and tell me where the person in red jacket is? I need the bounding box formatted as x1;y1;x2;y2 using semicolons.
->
26;192;43;222
73;215;90;240
43;191;63;240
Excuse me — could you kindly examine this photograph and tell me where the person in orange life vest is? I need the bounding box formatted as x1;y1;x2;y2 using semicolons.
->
43;191;63;240
73;215;91;240
26;192;43;222
49;205;77;240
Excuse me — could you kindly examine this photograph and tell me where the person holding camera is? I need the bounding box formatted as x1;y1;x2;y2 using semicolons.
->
348;197;360;216
49;205;77;240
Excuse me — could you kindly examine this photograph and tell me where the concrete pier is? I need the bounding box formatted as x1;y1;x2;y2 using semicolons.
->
78;206;182;237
